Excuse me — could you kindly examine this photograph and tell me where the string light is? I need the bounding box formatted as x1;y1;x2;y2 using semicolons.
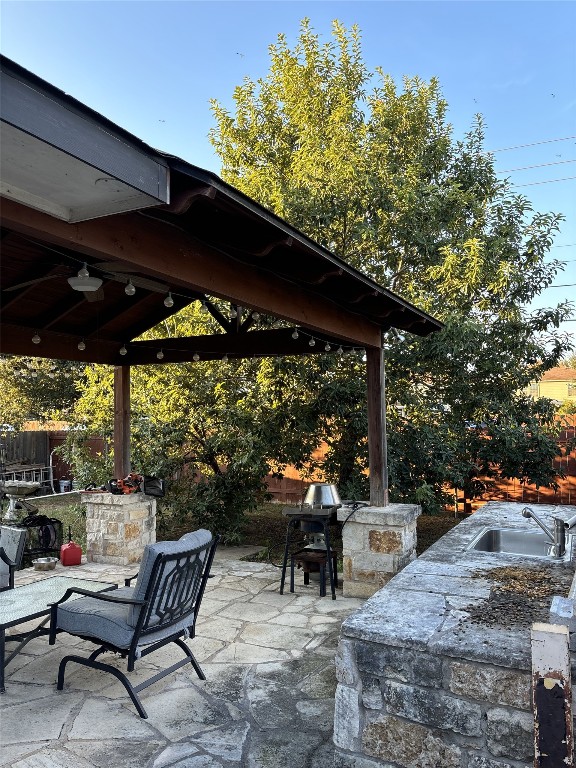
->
292;329;299;339
200;300;209;314
156;349;164;360
32;333;41;344
164;292;174;308
119;345;128;356
222;353;229;362
31;370;38;378
229;306;238;319
125;280;136;296
251;311;260;321
324;342;331;352
77;339;86;351
273;320;282;329
337;346;344;355
308;338;316;347
193;352;200;361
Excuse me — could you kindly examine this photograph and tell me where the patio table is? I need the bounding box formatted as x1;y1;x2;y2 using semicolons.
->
0;575;117;691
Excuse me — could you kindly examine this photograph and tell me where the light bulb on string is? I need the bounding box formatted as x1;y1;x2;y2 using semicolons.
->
125;280;136;296
251;311;260;321
229;306;238;319
164;292;174;308
273;320;282;329
324;342;331;352
222;353;229;362
156;349;164;360
119;345;128;356
77;339;86;351
292;329;299;340
193;352;200;362
200;300;209;314
32;333;41;344
337;346;344;355
31;370;38;378
308;338;316;347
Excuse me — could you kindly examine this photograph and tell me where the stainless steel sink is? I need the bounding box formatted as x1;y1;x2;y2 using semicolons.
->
467;527;572;559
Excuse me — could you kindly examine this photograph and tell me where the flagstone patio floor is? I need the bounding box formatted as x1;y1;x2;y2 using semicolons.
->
0;547;365;768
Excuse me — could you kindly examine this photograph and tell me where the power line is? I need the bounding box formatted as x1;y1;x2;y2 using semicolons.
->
490;136;576;153
552;244;576;249
546;283;576;288
512;176;576;188
497;159;576;173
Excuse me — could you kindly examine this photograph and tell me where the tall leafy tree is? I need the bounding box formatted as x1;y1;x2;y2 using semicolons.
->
210;18;574;510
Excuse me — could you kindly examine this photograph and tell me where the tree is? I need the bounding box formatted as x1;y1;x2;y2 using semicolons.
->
210;18;574;511
0;355;84;429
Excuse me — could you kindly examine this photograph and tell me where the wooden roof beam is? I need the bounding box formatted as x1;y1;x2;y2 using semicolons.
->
1;199;383;348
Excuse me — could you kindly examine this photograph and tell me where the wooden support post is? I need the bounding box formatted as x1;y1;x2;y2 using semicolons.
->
114;365;131;479
366;347;388;507
531;622;574;768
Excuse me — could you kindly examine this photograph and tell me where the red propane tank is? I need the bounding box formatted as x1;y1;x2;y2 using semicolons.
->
60;525;82;566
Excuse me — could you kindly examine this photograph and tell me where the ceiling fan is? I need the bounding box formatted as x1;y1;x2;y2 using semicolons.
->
4;260;169;302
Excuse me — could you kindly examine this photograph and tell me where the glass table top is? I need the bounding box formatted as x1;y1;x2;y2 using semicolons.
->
0;576;116;628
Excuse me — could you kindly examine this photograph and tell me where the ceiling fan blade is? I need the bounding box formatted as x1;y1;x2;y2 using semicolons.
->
84;288;105;302
4;274;68;292
92;261;141;273
109;273;169;293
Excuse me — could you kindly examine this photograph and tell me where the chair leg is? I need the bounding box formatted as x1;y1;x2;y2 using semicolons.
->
173;637;205;680
57;654;148;718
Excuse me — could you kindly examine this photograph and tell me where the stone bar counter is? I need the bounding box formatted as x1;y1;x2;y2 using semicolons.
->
333;501;576;768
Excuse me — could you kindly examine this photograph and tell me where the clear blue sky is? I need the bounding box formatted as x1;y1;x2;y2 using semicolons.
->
1;1;574;343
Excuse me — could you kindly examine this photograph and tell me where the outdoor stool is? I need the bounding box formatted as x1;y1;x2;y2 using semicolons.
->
290;548;338;598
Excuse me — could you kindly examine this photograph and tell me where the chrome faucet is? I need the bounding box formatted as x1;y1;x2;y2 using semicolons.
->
521;507;576;558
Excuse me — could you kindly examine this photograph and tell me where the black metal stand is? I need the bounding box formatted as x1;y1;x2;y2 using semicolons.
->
280;513;337;600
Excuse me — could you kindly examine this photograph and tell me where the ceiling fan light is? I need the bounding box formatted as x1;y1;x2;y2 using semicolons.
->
77;263;90;279
68;275;103;292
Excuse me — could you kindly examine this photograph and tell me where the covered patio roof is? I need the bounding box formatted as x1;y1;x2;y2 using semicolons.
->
0;55;442;503
0;55;441;367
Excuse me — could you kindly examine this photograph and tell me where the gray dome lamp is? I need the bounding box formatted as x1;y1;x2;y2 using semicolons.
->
68;263;103;292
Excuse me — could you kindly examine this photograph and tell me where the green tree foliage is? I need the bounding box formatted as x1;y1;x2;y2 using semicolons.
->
0;356;83;428
210;19;574;512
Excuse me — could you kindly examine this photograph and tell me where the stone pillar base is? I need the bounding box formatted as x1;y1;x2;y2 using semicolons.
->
82;492;156;566
337;503;420;597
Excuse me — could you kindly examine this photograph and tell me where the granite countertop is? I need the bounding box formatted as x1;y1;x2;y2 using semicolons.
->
341;501;576;670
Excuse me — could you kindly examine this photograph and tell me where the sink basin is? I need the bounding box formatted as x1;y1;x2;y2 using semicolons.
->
467;527;572;559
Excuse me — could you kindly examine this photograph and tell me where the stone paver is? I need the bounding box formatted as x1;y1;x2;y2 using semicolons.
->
0;548;364;767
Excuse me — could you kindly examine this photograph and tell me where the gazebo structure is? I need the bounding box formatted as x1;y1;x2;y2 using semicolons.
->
0;55;442;511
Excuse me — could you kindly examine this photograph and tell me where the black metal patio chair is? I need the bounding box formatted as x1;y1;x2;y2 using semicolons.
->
0;526;27;591
48;529;219;718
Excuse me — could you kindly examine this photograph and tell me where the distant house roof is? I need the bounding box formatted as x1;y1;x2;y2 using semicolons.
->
541;367;576;382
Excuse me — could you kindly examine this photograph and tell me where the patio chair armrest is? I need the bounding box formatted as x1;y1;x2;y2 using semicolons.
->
124;572;139;587
50;586;144;607
0;547;15;567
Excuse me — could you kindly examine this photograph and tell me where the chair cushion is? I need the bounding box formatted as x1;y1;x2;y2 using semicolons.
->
129;529;212;626
56;587;197;650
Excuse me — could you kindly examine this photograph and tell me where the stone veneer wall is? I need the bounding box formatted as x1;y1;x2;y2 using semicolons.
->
82;492;156;565
337;504;420;598
333;636;534;768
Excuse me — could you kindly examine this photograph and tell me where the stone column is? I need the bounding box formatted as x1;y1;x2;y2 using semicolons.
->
337;503;420;598
82;492;156;566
